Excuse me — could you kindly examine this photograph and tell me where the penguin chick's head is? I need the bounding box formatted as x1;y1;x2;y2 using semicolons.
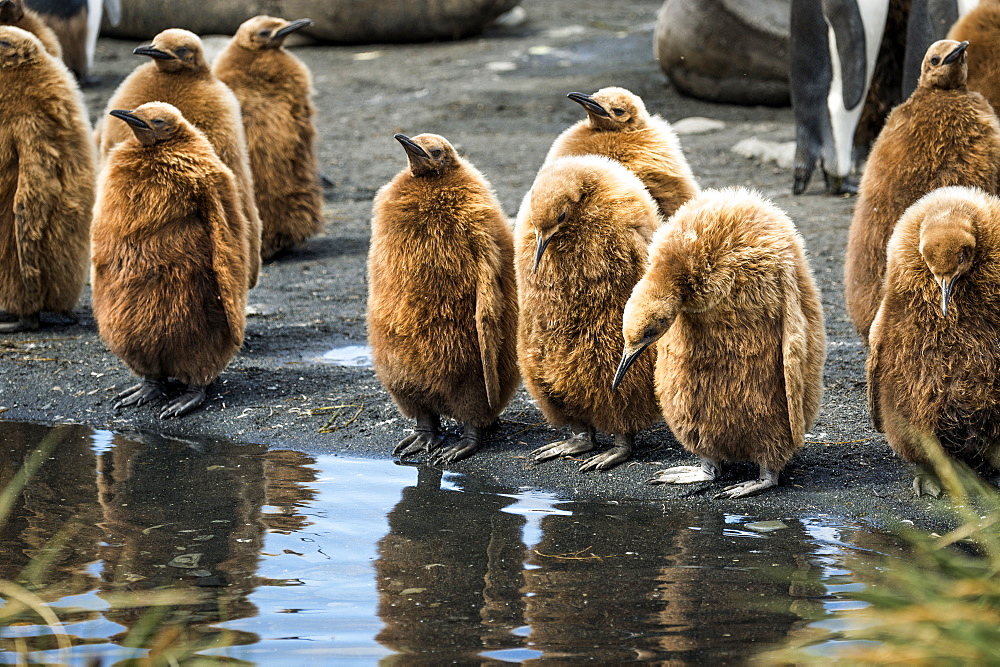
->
524;159;600;273
235;15;313;50
613;277;678;391
0;0;24;24
134;29;207;73
919;39;969;90
0;25;42;68
110;101;188;147
394;133;458;178
566;86;649;131
917;195;978;317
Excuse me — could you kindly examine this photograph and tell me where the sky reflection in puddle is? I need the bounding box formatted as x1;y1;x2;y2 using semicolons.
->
0;421;906;663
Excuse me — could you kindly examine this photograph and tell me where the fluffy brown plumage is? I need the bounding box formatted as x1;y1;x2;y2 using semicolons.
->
543;86;699;220
97;28;261;288
214;15;324;260
868;186;1000;496
91;102;249;419
0;26;94;333
615;187;825;498
845;39;1000;341
368;133;519;464
0;0;62;60
516;154;662;471
949;1;1000;112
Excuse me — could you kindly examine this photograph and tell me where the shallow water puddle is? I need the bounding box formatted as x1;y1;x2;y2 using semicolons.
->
0;421;905;663
314;344;373;367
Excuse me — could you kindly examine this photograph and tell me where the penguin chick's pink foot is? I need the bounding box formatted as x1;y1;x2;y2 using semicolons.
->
531;424;597;463
160;385;207;419
647;458;721;485
714;466;781;499
394;414;445;459
114;378;167;410
429;423;483;465
0;312;40;333
578;433;634;472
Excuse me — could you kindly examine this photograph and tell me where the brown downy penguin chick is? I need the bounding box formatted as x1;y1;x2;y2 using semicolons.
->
97;28;261;288
543;86;699;220
0;0;61;60
213;15;323;260
868;186;1000;497
0;26;94;333
368;133;519;464
949;1;1000;113
613;188;826;498
91;102;249;419
844;39;1000;341
517;154;662;471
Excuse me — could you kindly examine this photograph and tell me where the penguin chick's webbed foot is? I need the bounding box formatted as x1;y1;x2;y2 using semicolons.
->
648;457;721;485
714;466;781;499
394;414;445;459
160;385;207;419
912;464;943;498
114;378;167;410
429;424;483;465
579;433;634;472
0;312;40;332
531;424;597;464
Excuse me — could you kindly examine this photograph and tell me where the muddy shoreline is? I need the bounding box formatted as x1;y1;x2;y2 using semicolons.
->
0;0;959;529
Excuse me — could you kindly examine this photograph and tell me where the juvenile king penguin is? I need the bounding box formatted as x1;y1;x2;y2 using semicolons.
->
368;133;519;464
845;39;1000;340
91;102;249;419
213;16;323;260
517;154;662;471
0;0;62;58
613;188;826;498
0;26;94;333
543;87;699;220
97;28;261;288
868;186;1000;496
949;0;1000;112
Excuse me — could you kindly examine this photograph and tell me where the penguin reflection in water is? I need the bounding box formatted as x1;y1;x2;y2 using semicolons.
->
614;188;825;497
368;133;518;464
91;102;249;419
868;186;1000;496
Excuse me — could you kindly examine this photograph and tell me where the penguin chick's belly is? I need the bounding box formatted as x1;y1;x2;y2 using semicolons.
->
99;232;237;386
657;334;793;467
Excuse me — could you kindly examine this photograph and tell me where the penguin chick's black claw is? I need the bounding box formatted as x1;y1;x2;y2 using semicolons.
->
429;436;481;465
530;434;596;463
159;385;207;419
113;378;167;410
0;312;39;332
578;445;631;472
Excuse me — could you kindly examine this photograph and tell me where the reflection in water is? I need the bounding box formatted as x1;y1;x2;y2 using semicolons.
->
0;422;908;663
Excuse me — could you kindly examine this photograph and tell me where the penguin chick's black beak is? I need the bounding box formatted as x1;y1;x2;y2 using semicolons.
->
274;18;313;39
943;41;969;65
133;45;175;60
612;342;652;391
566;92;611;118
394;133;429;160
109;109;149;130
533;232;554;273
940;276;954;317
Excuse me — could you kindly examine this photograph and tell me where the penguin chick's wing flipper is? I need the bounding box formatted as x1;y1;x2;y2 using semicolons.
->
475;243;505;409
200;173;250;343
866;301;887;432
13;136;61;314
780;259;809;451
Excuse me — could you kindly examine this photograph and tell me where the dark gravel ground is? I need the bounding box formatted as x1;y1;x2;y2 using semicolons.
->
0;0;962;529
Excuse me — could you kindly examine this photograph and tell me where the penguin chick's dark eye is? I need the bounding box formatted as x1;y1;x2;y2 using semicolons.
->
0;40;11;49
642;325;658;340
151;119;166;127
258;30;271;37
612;108;626;116
557;211;566;223
175;47;190;57
430;148;443;158
930;56;941;66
